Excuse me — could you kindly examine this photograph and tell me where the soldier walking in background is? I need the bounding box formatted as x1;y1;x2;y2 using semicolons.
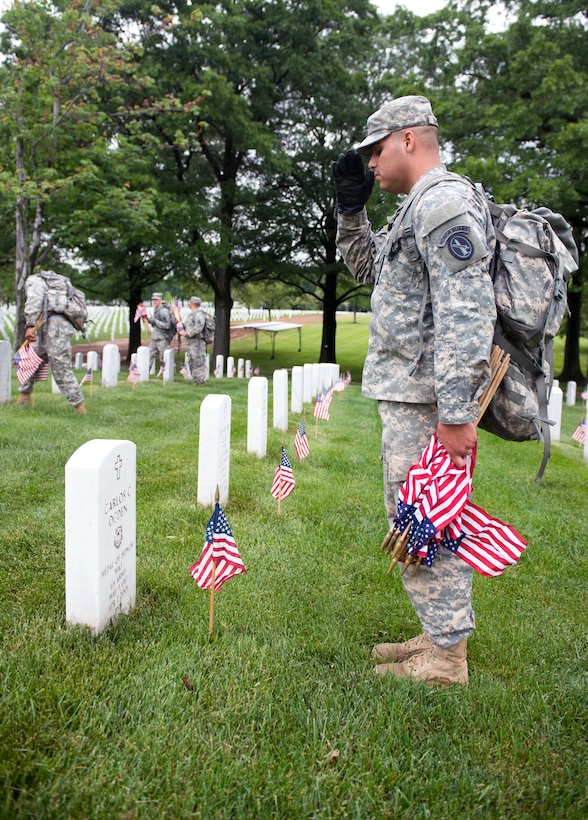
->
18;271;86;413
181;296;207;385
147;293;176;374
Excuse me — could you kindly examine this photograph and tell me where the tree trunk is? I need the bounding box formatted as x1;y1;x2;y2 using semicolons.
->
320;270;338;363
557;290;584;384
128;299;143;360
213;265;233;362
14;138;44;350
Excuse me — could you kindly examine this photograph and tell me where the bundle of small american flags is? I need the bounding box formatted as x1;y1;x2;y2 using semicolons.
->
13;343;44;385
386;433;527;577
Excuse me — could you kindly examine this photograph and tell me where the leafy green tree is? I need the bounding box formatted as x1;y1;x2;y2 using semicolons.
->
376;0;588;379
0;0;136;347
117;0;381;361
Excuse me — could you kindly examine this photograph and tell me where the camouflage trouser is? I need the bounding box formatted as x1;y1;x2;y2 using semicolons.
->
378;400;475;648
186;340;207;384
148;336;172;371
19;316;83;408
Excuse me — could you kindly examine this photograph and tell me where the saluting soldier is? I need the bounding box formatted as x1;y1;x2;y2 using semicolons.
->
333;96;496;684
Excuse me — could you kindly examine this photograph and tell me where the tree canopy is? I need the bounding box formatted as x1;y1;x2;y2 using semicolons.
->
0;0;585;375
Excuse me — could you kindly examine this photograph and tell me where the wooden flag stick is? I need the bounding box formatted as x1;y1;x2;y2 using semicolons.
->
208;485;220;634
277;474;282;515
209;560;216;634
475;345;510;425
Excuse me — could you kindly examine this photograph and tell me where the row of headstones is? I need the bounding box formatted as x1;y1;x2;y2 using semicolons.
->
63;368;337;634
0;338;338;404
72;344;341;421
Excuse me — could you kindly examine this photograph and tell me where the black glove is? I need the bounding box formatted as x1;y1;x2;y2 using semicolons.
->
332;149;375;215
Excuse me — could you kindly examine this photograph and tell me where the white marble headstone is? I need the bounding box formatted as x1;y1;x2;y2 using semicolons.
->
0;340;11;404
245;360;252;379
102;344;119;388
311;363;320;397
197;394;231;506
75;352;84;369
215;354;224;378
163;348;174;383
548;380;563;442
87;351;100;371
291;366;303;414
273;369;288;432
65;439;136;635
566;381;577;406
237;358;244;378
247;376;268;459
303;363;313;404
136;346;150;381
227;356;235;378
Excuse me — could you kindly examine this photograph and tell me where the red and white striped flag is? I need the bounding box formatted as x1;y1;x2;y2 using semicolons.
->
294;418;310;460
442;502;527;577
572;419;585;445
13;343;44;385
127;363;141;384
35;362;49;381
80;367;93;386
313;388;332;421
271;447;296;501
133;303;148;323
190;503;246;591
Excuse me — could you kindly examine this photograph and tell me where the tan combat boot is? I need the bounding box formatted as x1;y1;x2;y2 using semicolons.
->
371;633;432;663
17;393;31;404
375;638;468;685
73;402;87;414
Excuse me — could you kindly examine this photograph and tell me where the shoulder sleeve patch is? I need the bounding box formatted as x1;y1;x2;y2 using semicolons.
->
420;201;488;273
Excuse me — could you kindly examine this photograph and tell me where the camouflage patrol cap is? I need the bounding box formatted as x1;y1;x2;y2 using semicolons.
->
356;95;438;155
189;296;201;305
151;292;163;300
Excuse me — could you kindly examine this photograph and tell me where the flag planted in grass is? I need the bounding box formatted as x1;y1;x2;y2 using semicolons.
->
80;367;93;386
294;418;310;460
271;446;296;501
190;503;245;592
13;343;43;385
127;363;141;384
572;419;585;445
313;387;332;421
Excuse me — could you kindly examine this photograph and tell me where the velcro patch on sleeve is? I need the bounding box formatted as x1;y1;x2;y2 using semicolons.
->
422;201;487;273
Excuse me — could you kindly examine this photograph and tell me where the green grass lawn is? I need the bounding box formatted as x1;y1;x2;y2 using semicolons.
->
1;317;587;819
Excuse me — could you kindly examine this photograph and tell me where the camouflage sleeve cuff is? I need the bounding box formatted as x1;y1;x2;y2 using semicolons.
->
437;400;482;425
336;208;369;228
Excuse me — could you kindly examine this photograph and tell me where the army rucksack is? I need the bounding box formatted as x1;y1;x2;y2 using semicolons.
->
35;270;89;333
202;312;215;345
387;172;579;481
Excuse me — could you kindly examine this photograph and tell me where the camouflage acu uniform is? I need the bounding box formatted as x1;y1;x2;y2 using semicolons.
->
337;165;496;647
19;275;84;408
148;302;175;370
184;308;207;384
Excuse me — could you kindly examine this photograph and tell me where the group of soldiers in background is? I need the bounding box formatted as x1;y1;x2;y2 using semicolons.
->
145;293;210;386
